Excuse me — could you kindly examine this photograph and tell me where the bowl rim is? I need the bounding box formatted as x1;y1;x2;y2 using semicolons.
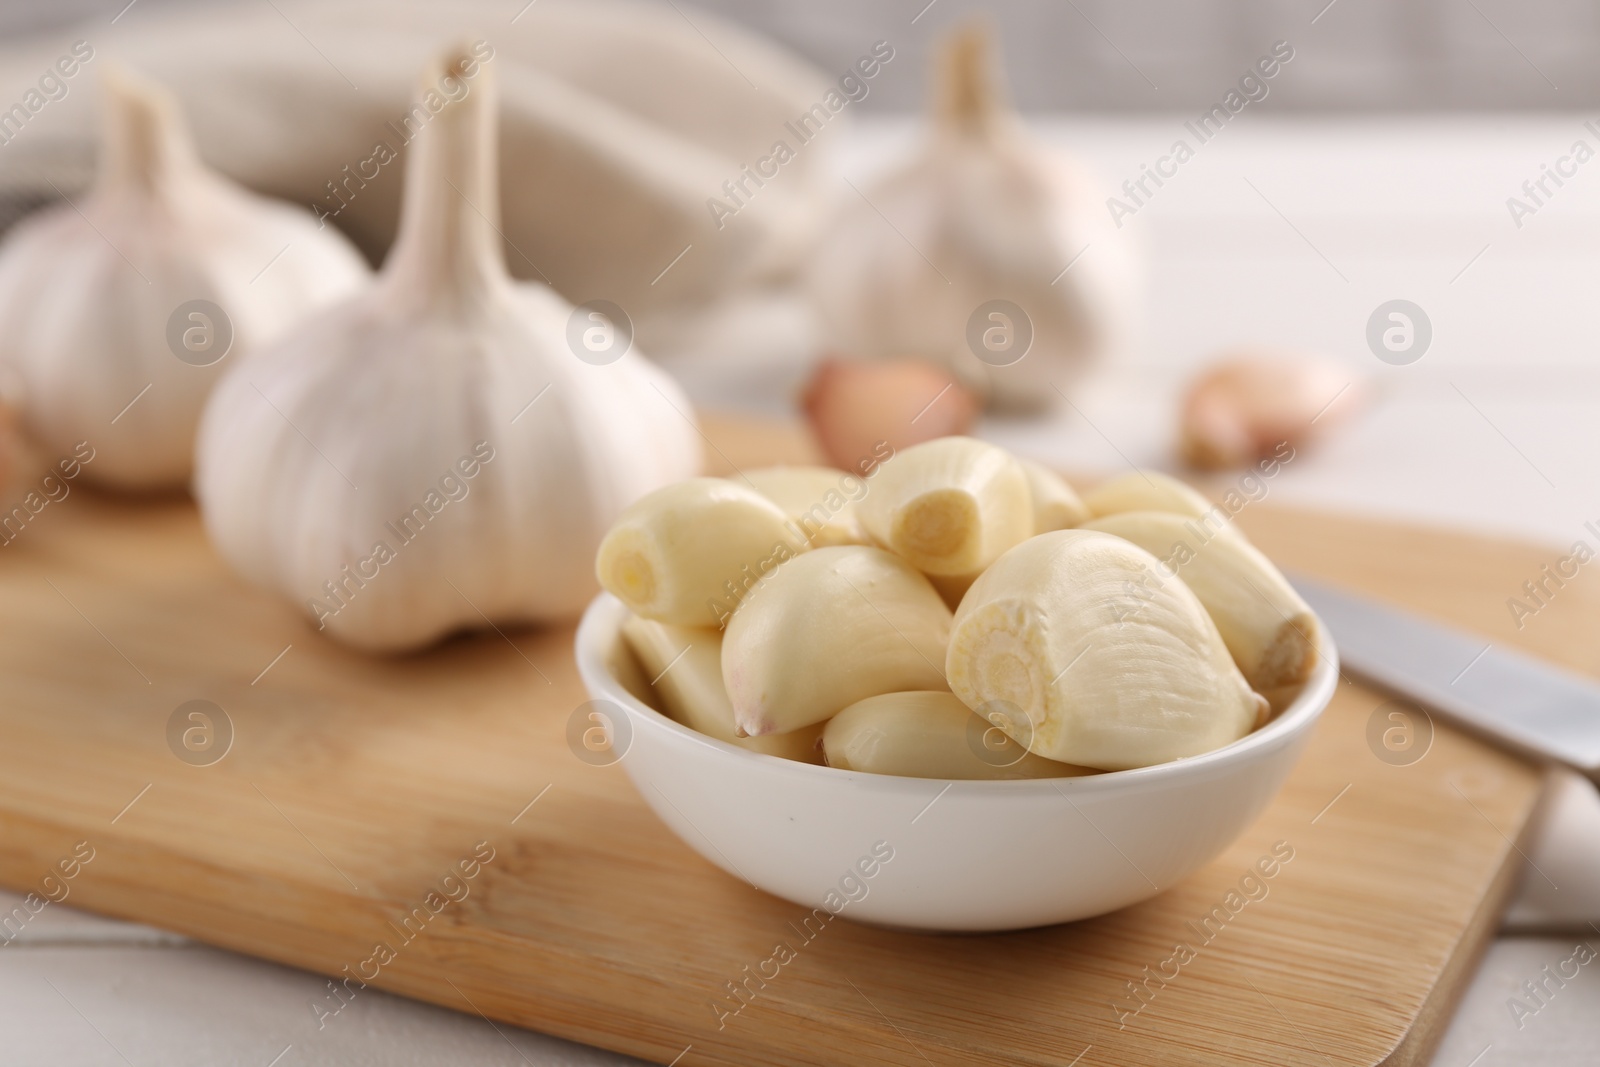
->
575;593;1339;796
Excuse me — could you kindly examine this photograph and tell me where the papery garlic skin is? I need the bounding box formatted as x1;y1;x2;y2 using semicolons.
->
0;66;368;490
195;51;699;652
805;26;1135;411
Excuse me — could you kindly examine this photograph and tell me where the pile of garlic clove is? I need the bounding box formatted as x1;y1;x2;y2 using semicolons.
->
0;66;370;491
597;440;1319;778
195;48;701;652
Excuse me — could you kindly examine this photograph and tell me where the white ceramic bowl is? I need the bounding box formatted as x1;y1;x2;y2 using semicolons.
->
575;594;1338;932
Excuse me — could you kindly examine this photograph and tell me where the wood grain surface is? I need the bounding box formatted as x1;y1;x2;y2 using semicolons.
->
0;415;1559;1067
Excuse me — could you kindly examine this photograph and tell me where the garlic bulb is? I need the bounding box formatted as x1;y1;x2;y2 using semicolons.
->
0;66;368;490
805;25;1135;411
195;50;700;652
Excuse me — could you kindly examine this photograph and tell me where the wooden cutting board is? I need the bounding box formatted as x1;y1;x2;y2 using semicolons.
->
0;414;1568;1067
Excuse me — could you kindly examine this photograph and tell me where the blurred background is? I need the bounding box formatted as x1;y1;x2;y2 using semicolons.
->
2;0;1596;110
0;0;1592;553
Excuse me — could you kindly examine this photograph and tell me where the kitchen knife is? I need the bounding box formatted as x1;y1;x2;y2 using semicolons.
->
1290;574;1600;777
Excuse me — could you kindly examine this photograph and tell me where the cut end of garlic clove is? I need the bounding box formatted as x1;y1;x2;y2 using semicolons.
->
596;477;807;627
1256;615;1320;690
857;436;1032;576
895;487;979;562
97;64;197;195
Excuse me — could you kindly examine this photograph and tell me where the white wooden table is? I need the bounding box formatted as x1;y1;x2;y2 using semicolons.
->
4;116;1598;1066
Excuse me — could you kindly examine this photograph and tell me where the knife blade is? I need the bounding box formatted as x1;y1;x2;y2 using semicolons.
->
1290;574;1600;776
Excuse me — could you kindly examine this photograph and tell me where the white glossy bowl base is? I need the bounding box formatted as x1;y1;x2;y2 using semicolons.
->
575;594;1338;932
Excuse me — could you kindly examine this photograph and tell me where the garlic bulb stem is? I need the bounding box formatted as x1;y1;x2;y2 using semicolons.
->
938;23;1001;136
386;50;506;307
97;66;192;197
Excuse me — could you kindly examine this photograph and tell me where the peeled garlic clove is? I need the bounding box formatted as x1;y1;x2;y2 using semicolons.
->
823;690;1090;780
946;530;1265;770
597;477;808;628
0;66;368;490
723;546;952;736
1081;469;1219;523
1020;458;1089;532
805;24;1136;411
800;357;978;473
1082;511;1318;690
1181;352;1363;471
621;614;822;763
855;436;1032;577
742;465;869;548
195;50;700;652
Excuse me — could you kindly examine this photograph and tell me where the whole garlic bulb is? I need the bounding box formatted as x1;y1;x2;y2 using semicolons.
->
805;25;1135;411
195;49;701;652
0;66;369;490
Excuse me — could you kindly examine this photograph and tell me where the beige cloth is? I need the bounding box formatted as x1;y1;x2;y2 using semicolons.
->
0;0;839;350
